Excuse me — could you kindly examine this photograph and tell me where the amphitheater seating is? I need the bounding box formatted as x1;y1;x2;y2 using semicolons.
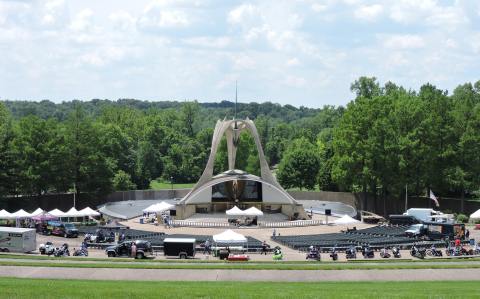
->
274;225;443;251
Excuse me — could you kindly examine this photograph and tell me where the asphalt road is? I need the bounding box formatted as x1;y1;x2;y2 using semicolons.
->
1;266;480;281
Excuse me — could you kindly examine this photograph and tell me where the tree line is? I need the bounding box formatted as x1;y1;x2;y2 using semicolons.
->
1;77;480;211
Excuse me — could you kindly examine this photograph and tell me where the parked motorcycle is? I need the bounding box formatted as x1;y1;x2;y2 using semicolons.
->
392;246;401;258
410;244;426;259
54;243;70;257
345;246;357;259
329;246;338;261
272;246;283;261
73;247;89;257
306;246;321;261
426;245;443;257
39;241;55;255
380;247;391;258
361;245;374;259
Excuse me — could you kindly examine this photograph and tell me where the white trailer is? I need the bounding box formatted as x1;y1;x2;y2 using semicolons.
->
0;227;36;253
403;208;454;223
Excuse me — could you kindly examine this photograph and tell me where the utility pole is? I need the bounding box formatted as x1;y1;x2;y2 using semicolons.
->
73;182;76;208
405;184;408;212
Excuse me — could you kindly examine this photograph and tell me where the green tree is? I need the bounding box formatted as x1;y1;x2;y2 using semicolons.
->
277;137;320;190
112;170;136;191
66;105;113;196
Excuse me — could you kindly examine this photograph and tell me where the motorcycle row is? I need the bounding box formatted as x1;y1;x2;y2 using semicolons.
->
305;245;402;261
303;243;476;261
39;241;89;257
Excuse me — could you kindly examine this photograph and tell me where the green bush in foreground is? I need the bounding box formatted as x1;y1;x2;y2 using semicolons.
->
0;278;479;299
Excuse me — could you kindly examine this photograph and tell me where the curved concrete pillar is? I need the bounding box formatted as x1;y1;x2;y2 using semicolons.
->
180;119;297;206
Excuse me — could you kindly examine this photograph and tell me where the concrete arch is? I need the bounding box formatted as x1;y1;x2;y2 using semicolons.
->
181;173;297;205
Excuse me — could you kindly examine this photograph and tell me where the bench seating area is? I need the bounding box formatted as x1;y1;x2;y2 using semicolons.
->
274;225;445;251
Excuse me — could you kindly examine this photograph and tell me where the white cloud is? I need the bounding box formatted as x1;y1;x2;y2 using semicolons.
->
286;57;300;67
228;3;260;25
69;9;93;31
383;34;425;49
109;11;136;30
183;36;231;48
354;4;383;21
283;75;306;87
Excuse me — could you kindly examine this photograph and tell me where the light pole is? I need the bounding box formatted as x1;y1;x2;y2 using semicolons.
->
73;182;76;208
170;176;173;191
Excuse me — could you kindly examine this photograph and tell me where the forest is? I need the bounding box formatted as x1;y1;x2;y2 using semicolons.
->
1;77;480;208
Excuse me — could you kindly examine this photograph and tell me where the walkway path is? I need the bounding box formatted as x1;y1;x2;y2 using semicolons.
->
1;266;479;281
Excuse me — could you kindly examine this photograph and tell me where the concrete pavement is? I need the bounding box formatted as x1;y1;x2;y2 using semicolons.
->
1;266;480;281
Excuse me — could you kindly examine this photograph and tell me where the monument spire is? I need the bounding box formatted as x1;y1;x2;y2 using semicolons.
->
234;81;238;130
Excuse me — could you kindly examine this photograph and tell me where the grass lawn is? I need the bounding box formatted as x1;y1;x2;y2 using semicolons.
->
0;278;478;298
149;180;194;190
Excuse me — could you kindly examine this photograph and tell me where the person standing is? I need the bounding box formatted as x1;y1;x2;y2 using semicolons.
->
204;239;211;255
261;241;268;255
131;242;137;258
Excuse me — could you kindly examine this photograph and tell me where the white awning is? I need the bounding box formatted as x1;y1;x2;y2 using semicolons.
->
213;229;247;244
49;208;66;217
78;207;101;217
11;209;32;218
0;209;13;219
143;201;174;213
470;209;480;220
225;206;245;216
243;207;263;216
334;215;360;225
63;207;82;217
30;208;44;217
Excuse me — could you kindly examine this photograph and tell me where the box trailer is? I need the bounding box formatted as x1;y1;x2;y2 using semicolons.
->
163;238;196;259
0;227;36;253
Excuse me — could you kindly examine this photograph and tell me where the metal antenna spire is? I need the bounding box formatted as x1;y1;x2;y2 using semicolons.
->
235;80;237;120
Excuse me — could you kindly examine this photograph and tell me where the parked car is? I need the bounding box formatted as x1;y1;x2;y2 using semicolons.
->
105;240;153;259
47;221;79;238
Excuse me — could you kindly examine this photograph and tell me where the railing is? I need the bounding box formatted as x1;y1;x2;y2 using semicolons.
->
260;220;324;228
171;220;230;228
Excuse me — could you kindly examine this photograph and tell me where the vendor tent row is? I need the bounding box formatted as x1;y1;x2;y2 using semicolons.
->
0;207;100;219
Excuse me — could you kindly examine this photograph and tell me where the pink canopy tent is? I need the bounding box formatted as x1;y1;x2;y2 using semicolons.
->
31;212;58;221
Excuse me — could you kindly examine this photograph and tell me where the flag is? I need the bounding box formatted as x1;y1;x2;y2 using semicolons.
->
429;190;439;207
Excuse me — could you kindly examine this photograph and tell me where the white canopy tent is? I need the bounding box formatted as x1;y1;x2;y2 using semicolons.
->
48;208;65;217
470;209;480;220
334;215;360;225
63;207;82;218
243;207;263;216
0;209;13;219
143;201;174;214
78;207;101;217
11;209;31;218
213;229;247;244
225;206;245;216
30;208;44;217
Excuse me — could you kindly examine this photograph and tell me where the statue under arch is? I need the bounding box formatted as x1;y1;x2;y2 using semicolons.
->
175;118;307;220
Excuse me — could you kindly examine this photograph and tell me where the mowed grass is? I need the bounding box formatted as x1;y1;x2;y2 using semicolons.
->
149;180;194;190
0;278;478;299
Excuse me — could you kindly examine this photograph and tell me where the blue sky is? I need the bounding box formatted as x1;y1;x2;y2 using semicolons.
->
1;0;479;108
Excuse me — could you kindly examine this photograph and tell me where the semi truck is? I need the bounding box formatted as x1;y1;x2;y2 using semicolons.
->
0;227;36;253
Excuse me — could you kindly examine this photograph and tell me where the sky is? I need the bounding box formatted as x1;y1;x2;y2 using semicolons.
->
1;0;480;108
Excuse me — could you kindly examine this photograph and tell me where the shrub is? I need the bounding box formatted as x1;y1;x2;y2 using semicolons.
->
456;213;469;223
